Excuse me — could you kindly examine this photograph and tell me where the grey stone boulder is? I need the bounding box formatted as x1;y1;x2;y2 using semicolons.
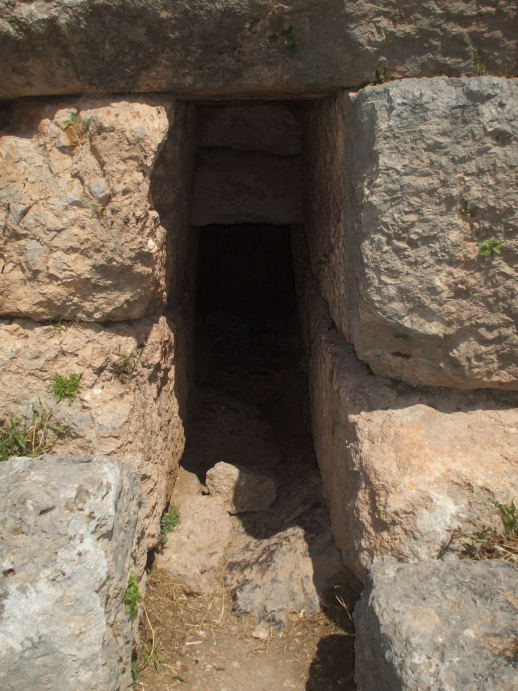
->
206;461;277;514
354;560;518;691
0;454;144;691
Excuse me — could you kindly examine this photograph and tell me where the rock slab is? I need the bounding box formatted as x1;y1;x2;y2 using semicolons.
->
206;461;277;514
0;454;144;691
0;96;174;322
0;1;516;99
354;560;518;691
155;495;232;594
307;77;518;390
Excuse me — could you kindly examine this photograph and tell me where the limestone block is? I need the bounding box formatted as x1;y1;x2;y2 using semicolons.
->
0;96;174;321
197;104;301;154
354;560;518;691
191;149;303;226
348;77;518;389
206;461;277;514
309;325;518;581
155;495;232;594
0;454;144;691
0;2;516;99
0;316;186;548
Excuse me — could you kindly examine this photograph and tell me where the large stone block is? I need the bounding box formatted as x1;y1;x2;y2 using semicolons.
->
0;316;186;547
307;78;518;390
309;322;518;581
0;96;175;321
349;77;518;389
354;560;518;691
196;104;302;155
191;149;303;226
0;454;144;691
0;1;516;99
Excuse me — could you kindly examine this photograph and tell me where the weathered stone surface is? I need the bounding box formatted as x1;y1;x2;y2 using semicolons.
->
354;560;518;691
307;77;518;390
0;454;144;691
292;239;518;581
0;96;175;322
170;466;204;512
196;104;302;155
227;521;347;626
310;324;518;581
155;495;232;594
191;149;303;226
0;1;516;100
0;316;186;548
206;461;277;514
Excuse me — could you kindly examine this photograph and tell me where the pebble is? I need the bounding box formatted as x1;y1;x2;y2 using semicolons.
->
251;624;269;640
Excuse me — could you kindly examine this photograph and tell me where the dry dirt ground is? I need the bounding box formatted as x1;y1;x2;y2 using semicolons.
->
137;569;357;691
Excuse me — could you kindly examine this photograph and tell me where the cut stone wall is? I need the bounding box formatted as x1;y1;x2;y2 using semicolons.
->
191;103;303;226
306;77;518;390
1;1;516;100
293;232;518;581
0;316;184;549
0;95;195;546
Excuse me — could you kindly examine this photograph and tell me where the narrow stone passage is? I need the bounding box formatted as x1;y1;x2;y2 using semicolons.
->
138;225;361;689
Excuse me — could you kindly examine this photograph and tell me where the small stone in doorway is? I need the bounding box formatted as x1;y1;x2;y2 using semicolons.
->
206;461;276;514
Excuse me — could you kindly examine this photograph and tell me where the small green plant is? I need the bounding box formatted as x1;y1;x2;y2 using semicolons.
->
456;500;517;563
393;332;410;340
112;347;144;379
51;373;81;403
317;253;330;266
0;405;64;462
63;111;93;141
371;63;393;85
124;573;142;619
494;500;518;533
479;238;503;257
473;50;486;76
96;205;107;218
268;25;297;53
157;506;181;549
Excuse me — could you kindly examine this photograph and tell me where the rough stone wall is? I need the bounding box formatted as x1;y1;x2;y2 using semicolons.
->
0;1;516;99
191;103;303;226
0;97;195;546
306;77;518;391
293;229;518;582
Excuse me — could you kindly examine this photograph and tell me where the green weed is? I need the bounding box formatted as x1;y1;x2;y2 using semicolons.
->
473;50;486;76
157;506;181;549
52;373;81;403
456;500;517;563
63;111;93;141
393;332;410;340
268;25;297;53
480;239;503;257
112;347;144;379
0;405;65;462
124;573;142;619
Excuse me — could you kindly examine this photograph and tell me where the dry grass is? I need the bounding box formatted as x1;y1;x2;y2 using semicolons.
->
456;501;518;564
135;567;356;690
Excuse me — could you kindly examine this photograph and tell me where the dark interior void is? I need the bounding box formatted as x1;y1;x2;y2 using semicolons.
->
185;223;310;480
194;224;301;405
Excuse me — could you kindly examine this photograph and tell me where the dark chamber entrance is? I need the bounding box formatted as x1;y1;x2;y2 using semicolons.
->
141;102;360;691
